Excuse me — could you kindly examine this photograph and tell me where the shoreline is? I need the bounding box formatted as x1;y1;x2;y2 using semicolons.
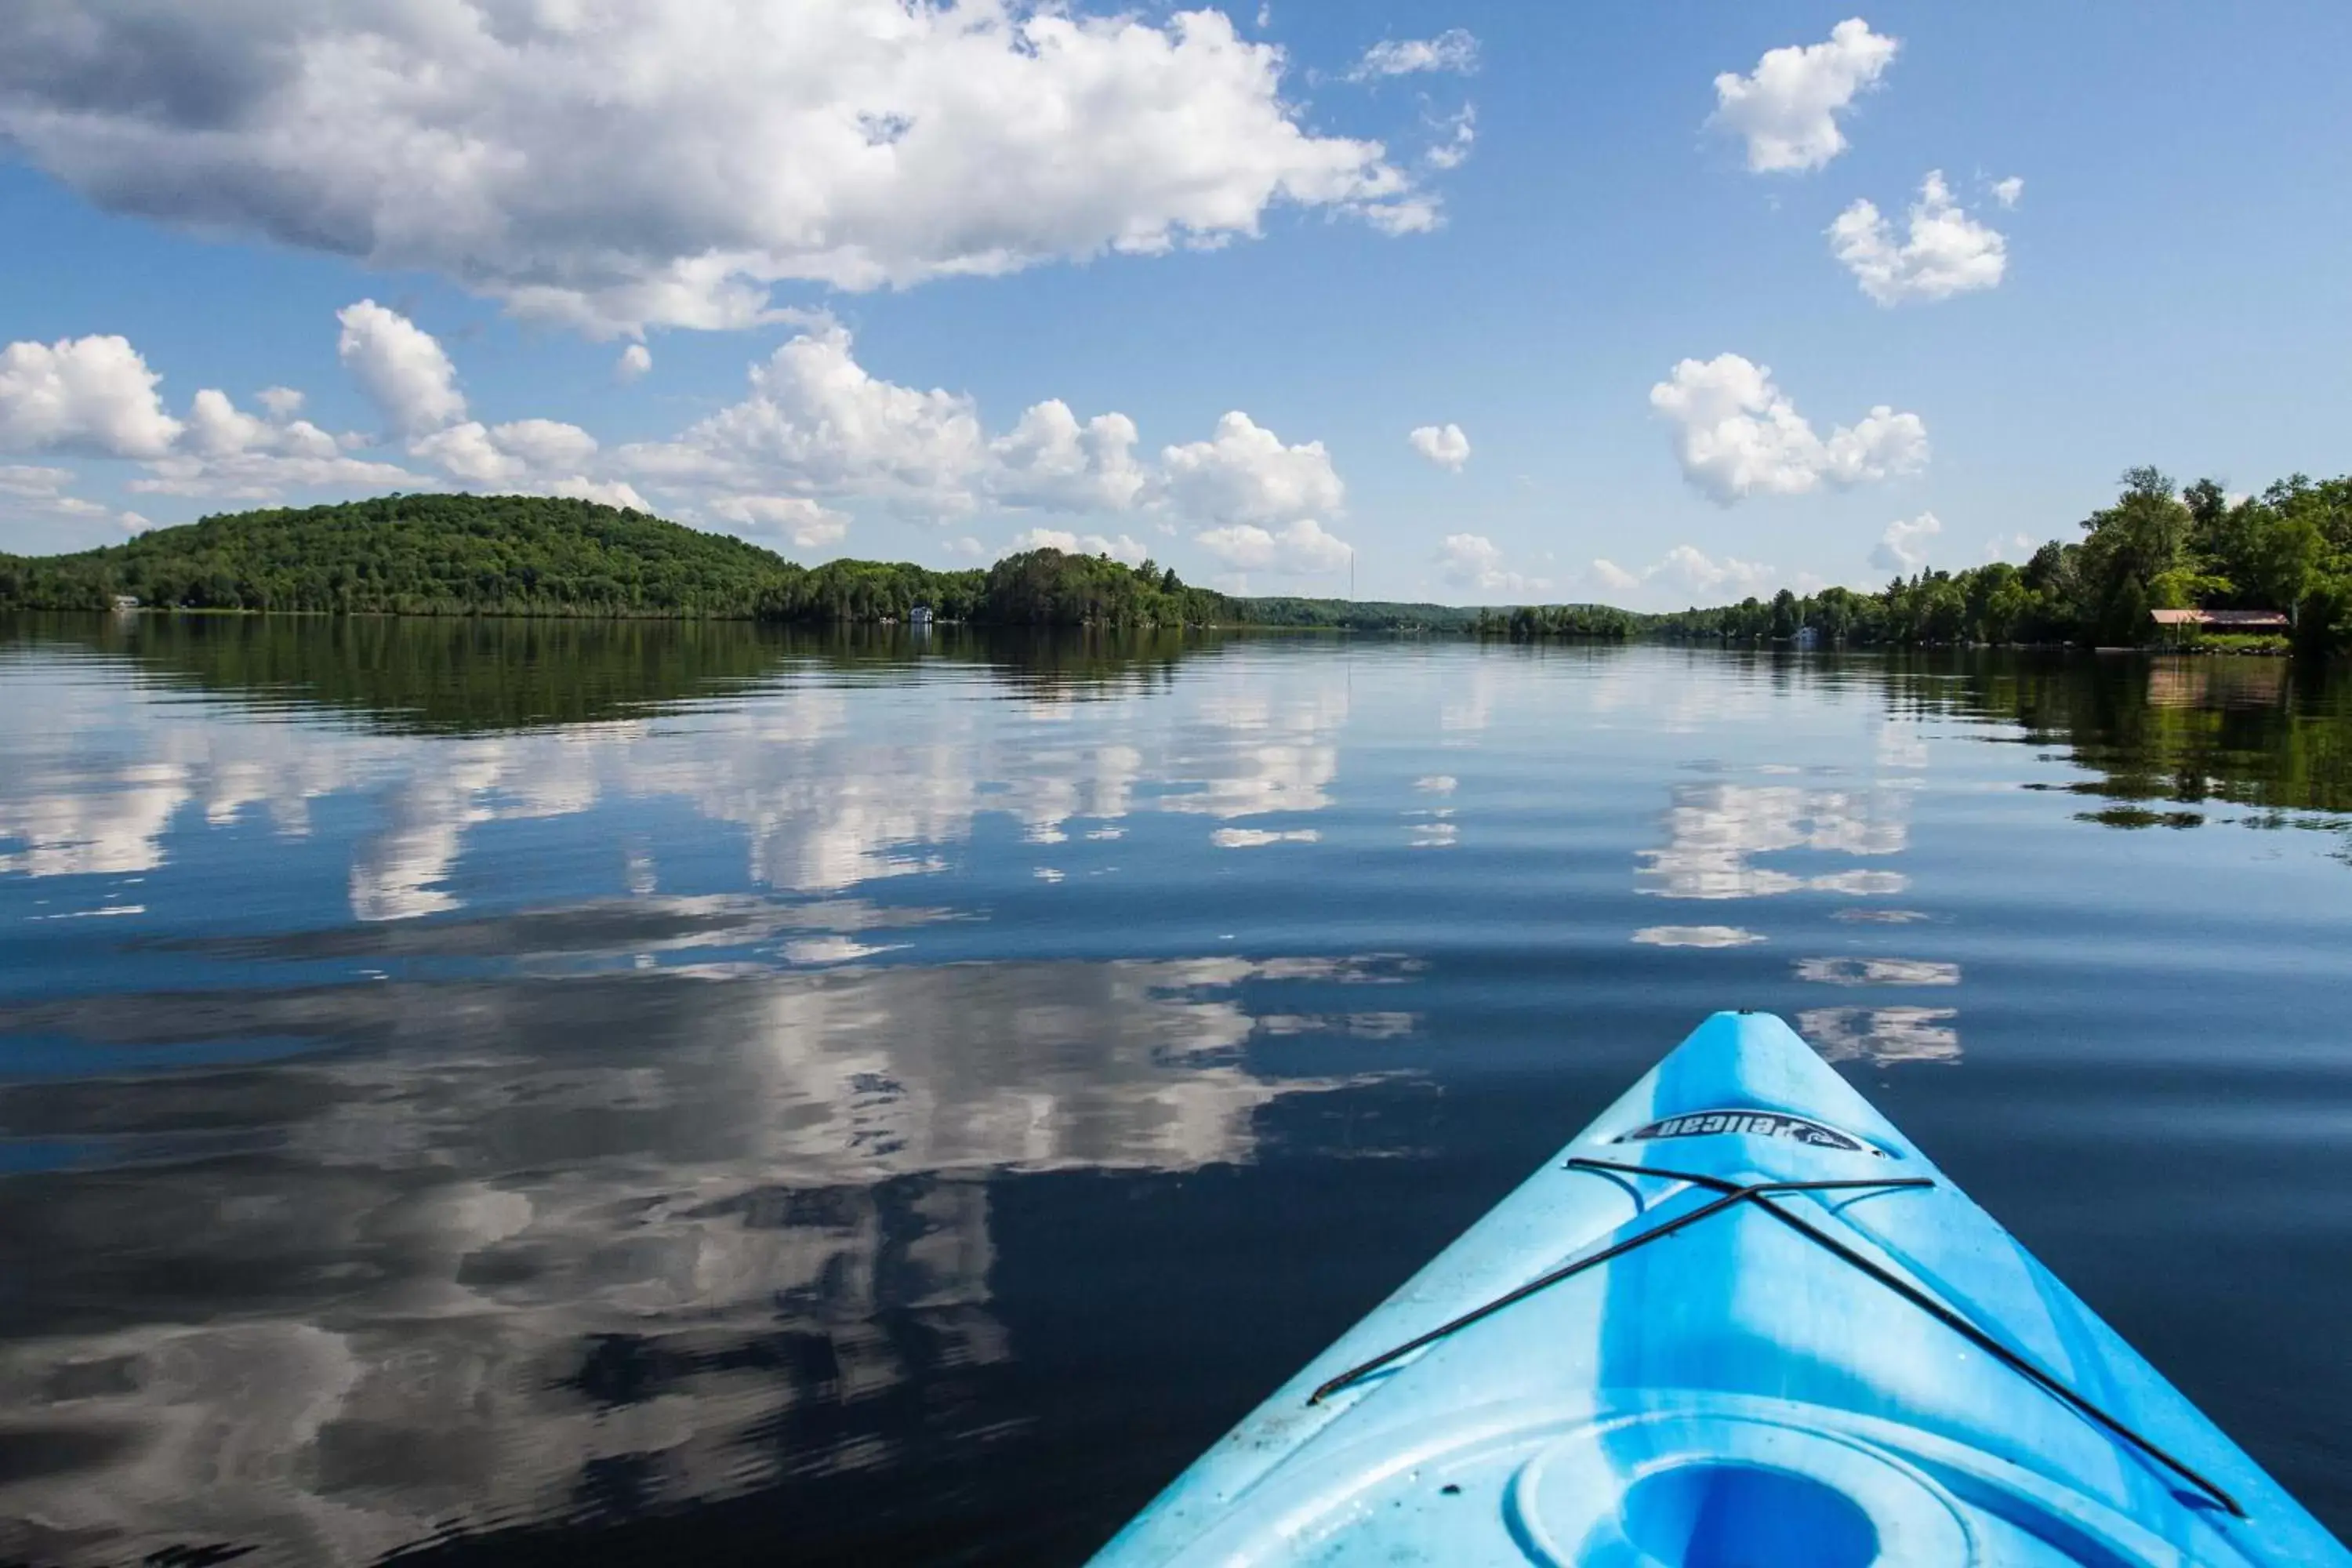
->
8;606;2314;656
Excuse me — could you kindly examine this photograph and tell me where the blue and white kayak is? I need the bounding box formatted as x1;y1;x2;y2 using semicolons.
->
1091;1011;2349;1566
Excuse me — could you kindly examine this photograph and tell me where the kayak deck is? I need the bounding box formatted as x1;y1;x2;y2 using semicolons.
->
1091;1012;2348;1566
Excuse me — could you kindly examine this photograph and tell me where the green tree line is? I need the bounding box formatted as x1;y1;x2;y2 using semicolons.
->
1468;603;1646;640
0;495;1235;629
17;470;2347;648
1629;467;2352;652
1240;597;1480;632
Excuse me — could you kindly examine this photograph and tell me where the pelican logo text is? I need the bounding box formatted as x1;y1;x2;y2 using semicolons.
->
1618;1110;1871;1153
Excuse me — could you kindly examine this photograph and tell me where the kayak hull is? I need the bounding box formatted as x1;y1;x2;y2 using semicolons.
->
1090;1012;2348;1566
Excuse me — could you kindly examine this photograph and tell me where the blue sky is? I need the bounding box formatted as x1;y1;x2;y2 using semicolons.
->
4;2;2349;604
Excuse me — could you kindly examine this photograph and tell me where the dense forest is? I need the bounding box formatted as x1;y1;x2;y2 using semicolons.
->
1623;468;2352;653
0;495;1234;629
1468;603;1648;639
12;470;2352;649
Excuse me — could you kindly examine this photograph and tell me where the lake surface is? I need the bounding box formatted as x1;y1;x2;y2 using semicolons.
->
2;615;2348;1564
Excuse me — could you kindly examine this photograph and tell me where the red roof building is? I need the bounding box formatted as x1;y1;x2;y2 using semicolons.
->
2150;607;2290;643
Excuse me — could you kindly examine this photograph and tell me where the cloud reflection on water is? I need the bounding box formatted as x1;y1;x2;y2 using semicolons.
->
0;632;1401;1564
1632;925;1765;949
0;648;1362;914
0;949;1405;1564
1794;956;1962;987
1637;782;1912;900
1798;1006;1962;1065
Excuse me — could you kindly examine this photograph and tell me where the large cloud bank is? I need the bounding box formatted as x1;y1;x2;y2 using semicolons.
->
0;1;1438;334
1;305;1355;572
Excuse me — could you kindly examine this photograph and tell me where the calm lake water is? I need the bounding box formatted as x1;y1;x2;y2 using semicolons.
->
2;615;2348;1564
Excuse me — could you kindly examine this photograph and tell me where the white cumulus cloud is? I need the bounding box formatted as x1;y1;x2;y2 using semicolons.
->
1438;532;1547;597
615;344;653;383
1162;412;1345;526
408;424;509;483
397;405;645;510
1424;105;1477;171
0;2;1437;334
623;324;1276;529
5;308;1359;572
1829;172;2007;306
336;301;466;437
1650;354;1927;504
1590;558;1643;597
1869;513;1942;574
623;322;989;513
609;327;1349;551
0;463;146;532
1984;531;2035;562
1195;517;1352;576
1;463;94;513
1655;544;1777;600
128;447;420;502
1007;528;1149;565
1991;176;2024;209
180;388;330;461
1351;30;1480;79
1711;18;1899;173
0;336;183;458
1590;546;1777;606
412;419;599;485
990;402;1149;514
1408;423;1471;471
133;384;405;499
484;419;600;474
709;495;851;550
544;477;652;512
0;333;419;504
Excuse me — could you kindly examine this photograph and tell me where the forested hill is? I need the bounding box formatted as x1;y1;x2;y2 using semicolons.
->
0;495;1232;628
